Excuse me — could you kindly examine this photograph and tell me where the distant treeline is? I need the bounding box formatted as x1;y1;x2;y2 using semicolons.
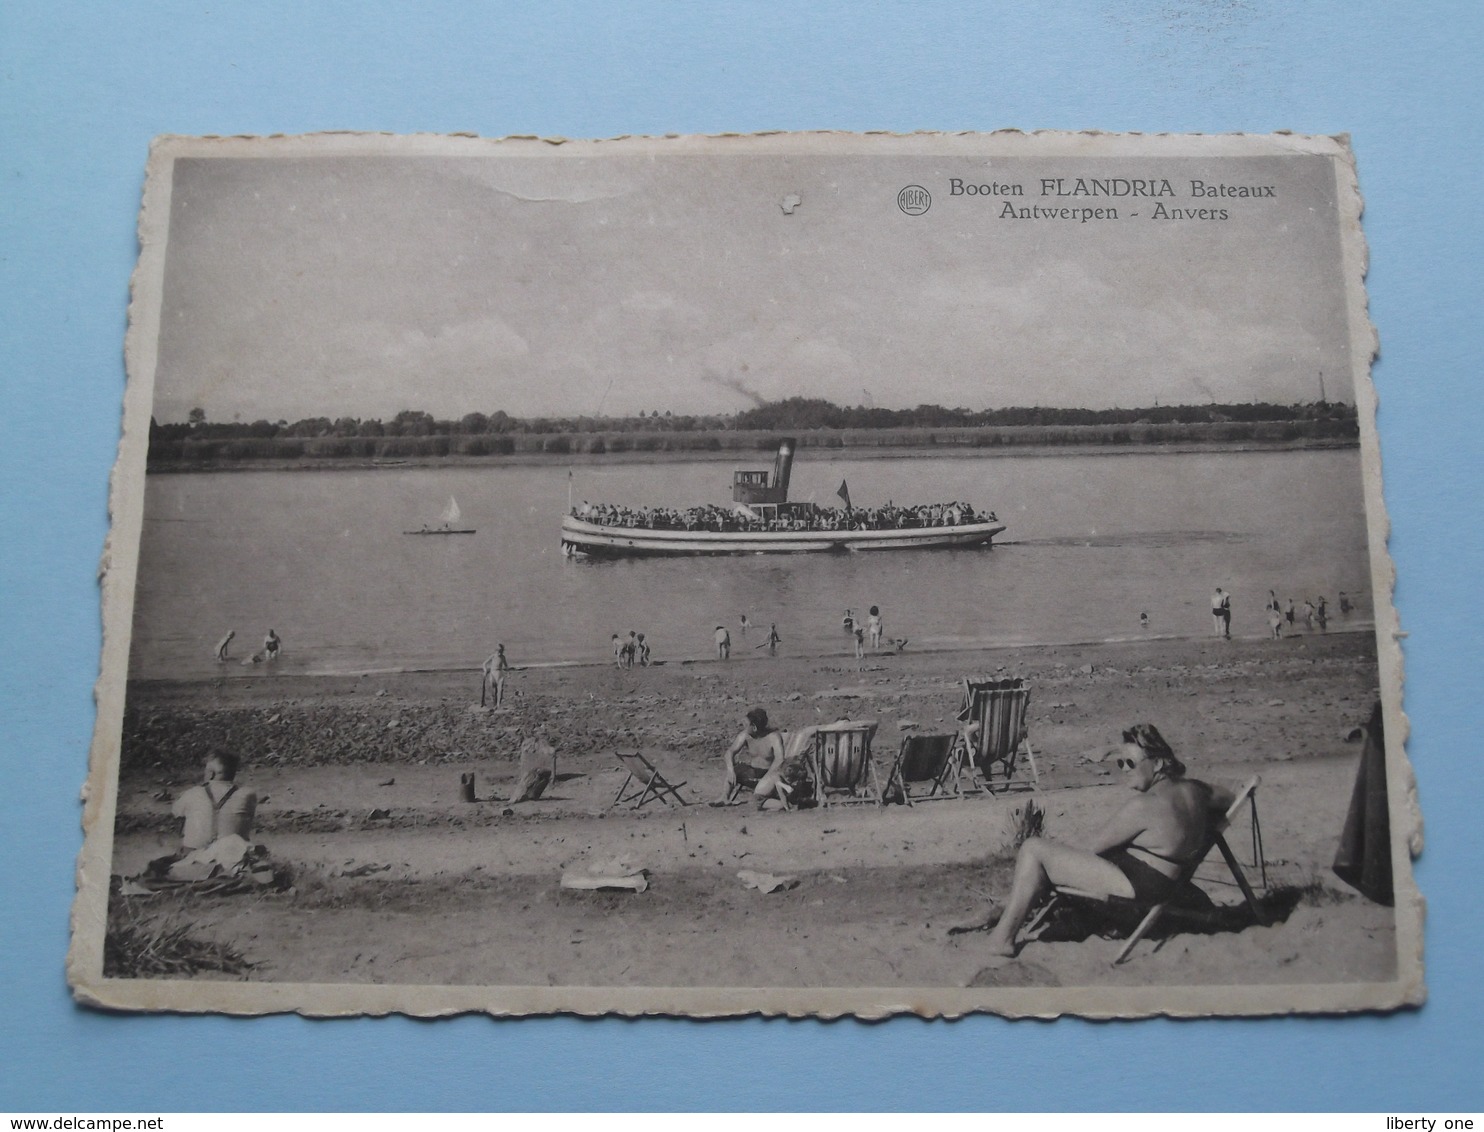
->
148;398;1358;467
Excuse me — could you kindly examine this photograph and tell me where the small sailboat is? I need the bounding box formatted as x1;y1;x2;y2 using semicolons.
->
404;495;477;535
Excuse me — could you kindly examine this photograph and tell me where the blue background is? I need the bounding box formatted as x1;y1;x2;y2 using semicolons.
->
2;0;1479;1112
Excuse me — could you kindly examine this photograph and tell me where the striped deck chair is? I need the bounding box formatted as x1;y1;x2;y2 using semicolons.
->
807;720;882;807
1023;775;1267;965
955;676;1040;793
881;733;961;804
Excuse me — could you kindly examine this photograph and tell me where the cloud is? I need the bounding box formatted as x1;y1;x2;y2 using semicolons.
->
335;317;529;369
449;161;636;205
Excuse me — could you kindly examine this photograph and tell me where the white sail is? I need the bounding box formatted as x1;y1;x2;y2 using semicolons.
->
439;496;462;526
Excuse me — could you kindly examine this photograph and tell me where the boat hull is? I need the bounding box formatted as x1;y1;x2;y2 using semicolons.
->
560;515;1005;557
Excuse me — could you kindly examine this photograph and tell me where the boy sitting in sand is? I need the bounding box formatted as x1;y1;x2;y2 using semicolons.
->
719;707;789;810
171;752;258;851
951;723;1232;961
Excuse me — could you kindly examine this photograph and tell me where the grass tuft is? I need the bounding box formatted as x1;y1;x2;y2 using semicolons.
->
104;896;253;979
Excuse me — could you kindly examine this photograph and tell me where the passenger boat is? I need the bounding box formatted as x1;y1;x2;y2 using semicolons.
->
560;439;1005;557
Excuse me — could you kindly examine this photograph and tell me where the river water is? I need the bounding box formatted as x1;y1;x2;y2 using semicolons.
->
128;447;1375;679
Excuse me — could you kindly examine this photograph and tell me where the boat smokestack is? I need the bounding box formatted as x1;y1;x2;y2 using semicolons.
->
773;438;796;500
731;437;796;505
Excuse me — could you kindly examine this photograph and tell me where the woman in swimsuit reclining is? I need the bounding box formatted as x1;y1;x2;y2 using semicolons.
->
955;723;1232;959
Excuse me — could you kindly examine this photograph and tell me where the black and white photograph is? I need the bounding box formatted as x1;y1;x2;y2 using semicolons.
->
70;130;1421;1017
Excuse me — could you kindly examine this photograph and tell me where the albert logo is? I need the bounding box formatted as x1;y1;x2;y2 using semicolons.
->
897;185;931;215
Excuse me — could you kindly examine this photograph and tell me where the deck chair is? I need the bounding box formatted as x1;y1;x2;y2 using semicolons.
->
807;720;882;807
955;676;1040;793
609;751;691;810
1023;775;1267;965
881;733;960;804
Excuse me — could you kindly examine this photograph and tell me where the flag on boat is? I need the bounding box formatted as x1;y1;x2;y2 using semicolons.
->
836;480;851;509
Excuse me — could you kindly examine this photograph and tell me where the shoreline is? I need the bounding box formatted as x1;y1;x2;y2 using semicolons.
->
119;631;1382;783
137;626;1378;685
145;436;1360;474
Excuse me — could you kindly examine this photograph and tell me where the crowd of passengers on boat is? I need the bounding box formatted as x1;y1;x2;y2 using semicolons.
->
570;500;995;533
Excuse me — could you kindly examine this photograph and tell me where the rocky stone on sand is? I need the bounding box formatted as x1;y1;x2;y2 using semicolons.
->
560;869;649;892
738;869;799;894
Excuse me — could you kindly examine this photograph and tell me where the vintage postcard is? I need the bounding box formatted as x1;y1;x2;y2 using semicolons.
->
71;131;1422;1017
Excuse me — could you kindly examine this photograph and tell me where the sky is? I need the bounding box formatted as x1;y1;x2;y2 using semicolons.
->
149;141;1356;423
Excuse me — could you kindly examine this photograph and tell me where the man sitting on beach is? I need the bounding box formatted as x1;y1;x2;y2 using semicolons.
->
481;644;510;707
719;707;788;809
171;752;258;852
951;724;1232;961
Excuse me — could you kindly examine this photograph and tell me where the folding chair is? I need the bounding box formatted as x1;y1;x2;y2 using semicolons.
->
1024;775;1267;965
955;676;1041;793
807;720;882;807
881;733;961;804
609;751;691;810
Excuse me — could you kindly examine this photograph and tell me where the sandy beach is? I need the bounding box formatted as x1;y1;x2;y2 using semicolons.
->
108;629;1397;998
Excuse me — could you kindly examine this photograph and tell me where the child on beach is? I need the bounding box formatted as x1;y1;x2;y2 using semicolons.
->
171;752;258;852
481;644;510;707
1211;588;1231;639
